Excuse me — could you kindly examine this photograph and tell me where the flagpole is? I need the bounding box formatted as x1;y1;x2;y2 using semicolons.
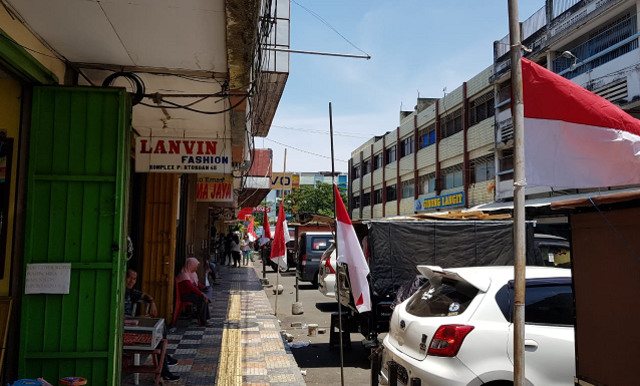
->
274;148;287;318
508;1;526;385
329;102;346;386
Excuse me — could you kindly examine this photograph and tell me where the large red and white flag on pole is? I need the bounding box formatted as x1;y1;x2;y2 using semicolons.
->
334;184;371;313
260;211;272;247
522;57;640;188
270;201;291;269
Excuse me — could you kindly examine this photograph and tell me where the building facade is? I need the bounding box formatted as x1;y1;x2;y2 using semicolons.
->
349;0;640;222
0;0;288;383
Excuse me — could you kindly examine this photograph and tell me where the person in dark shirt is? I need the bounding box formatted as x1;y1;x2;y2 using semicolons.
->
125;269;180;382
125;269;158;317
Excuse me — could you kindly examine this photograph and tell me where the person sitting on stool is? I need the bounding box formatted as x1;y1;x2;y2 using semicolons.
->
125;269;180;382
176;257;212;327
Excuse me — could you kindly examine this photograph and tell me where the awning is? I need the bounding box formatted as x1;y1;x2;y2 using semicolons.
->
471;187;640;212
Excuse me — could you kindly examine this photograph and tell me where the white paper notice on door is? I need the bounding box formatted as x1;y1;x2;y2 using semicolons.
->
25;263;71;294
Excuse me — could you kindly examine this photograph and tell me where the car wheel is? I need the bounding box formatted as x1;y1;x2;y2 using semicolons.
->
312;271;319;288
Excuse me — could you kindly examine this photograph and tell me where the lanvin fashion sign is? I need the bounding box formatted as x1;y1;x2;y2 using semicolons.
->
135;136;232;174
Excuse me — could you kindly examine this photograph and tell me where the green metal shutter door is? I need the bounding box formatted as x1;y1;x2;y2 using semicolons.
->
19;86;130;385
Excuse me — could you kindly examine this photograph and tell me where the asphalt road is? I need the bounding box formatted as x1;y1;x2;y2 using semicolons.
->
254;261;376;386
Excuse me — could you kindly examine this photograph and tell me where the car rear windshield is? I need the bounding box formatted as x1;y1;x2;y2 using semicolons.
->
405;275;479;317
311;236;332;251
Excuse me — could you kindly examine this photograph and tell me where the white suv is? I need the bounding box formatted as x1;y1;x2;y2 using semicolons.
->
380;265;575;386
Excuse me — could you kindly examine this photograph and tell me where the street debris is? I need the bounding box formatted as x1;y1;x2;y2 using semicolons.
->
288;341;310;349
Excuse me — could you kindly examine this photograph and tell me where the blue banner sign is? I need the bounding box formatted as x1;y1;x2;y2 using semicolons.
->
414;191;465;211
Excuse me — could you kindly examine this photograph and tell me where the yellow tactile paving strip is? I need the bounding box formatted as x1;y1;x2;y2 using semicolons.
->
217;293;242;386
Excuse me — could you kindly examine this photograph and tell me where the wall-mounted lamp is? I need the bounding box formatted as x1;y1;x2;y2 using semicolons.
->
561;51;579;71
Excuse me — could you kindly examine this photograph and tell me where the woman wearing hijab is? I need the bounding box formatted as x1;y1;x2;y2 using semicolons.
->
176;257;212;327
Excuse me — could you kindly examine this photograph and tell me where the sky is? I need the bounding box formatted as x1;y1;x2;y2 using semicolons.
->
260;0;546;174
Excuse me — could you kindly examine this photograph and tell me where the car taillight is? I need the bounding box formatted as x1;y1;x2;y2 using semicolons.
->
427;324;474;357
325;258;335;274
301;254;306;267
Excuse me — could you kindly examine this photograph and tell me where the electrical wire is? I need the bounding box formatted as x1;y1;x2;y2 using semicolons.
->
271;124;373;139
291;0;370;57
263;137;348;163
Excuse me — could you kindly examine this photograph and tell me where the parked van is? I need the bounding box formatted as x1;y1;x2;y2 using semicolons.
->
295;231;333;287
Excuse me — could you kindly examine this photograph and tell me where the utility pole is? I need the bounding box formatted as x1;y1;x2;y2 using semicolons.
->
507;1;526;385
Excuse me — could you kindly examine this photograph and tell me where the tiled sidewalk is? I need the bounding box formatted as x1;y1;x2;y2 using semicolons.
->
122;261;306;385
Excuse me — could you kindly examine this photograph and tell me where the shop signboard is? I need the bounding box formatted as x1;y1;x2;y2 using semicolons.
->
271;172;299;190
135;136;231;173
196;174;233;203
414;191;465;212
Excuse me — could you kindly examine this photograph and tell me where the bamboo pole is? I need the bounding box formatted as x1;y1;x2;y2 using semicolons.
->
507;1;527;385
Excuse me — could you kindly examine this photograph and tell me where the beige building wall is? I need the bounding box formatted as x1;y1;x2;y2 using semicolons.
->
0;10;66;82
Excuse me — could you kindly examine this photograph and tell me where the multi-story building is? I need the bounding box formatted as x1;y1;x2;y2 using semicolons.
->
0;0;288;383
348;0;640;225
491;0;640;204
349;66;497;220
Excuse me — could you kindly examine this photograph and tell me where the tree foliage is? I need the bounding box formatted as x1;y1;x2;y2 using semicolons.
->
282;182;346;218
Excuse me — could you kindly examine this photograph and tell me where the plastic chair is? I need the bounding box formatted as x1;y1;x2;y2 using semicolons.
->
171;277;193;328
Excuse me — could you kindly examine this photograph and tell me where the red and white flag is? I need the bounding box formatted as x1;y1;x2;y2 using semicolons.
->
522;57;640;188
270;201;290;269
334;184;371;313
260;211;272;247
247;217;258;242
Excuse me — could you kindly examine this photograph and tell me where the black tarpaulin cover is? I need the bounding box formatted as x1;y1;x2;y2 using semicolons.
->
366;220;538;299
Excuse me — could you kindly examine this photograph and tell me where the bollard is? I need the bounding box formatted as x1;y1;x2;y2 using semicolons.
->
388;360;398;386
370;346;383;386
292;301;304;315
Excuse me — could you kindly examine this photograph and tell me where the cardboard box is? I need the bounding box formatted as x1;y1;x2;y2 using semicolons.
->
123;317;164;350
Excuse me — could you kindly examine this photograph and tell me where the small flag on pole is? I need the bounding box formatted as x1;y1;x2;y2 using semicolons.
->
270;202;290;269
334;184;371;313
522;57;640;188
260;211;272;247
247;217;258;242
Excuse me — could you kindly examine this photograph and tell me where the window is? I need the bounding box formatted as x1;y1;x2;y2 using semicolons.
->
362;159;371;175
497;279;574;326
373;153;383;170
311;236;332;251
471;157;495;183
362;192;371;206
352;164;360;179
406;276;479;317
441;108;463;139
441;166;463;189
386;184;397;201
498;149;514;181
373;189;383;204
419;173;436;194
524;284;574;326
400;136;414;158
402;179;415;198
352;195;360;209
418;124;436;149
469;92;495;126
386;145;397;164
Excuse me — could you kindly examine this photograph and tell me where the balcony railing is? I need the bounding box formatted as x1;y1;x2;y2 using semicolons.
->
553;13;638;78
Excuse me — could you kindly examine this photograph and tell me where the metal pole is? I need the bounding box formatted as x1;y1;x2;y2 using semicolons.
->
274;149;287;318
329;102;345;386
295;263;299;302
507;1;526;385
